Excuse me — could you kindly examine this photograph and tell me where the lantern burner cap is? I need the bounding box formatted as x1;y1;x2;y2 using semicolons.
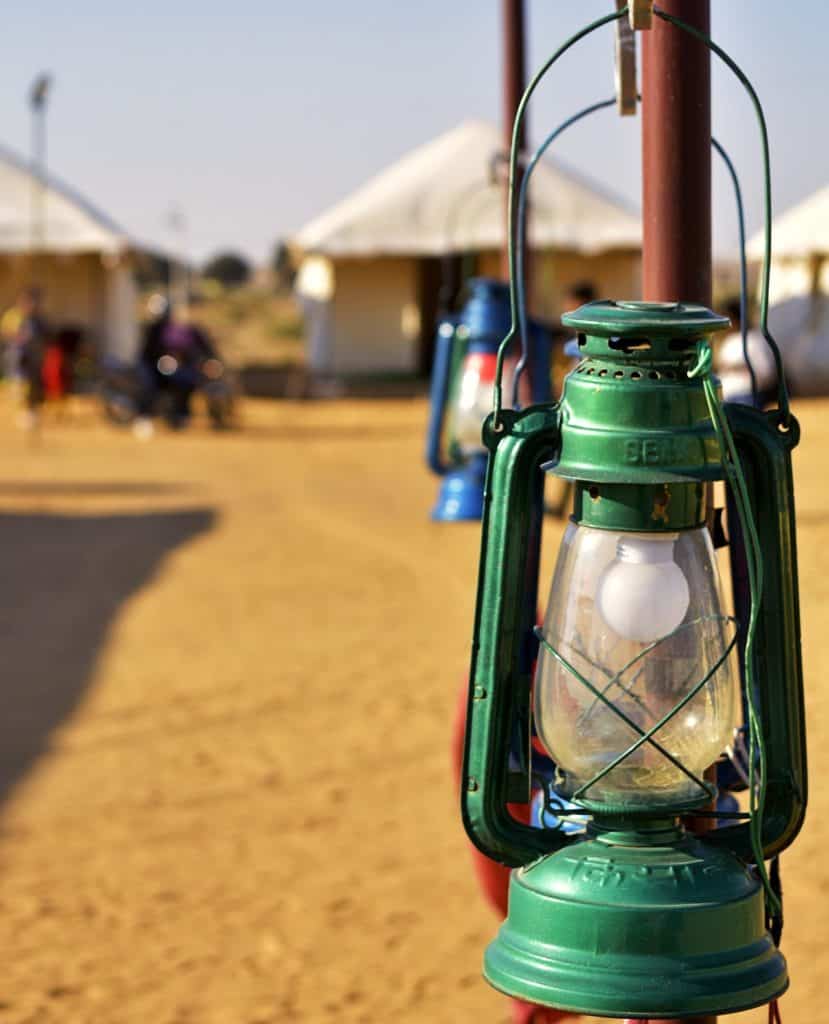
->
563;299;730;339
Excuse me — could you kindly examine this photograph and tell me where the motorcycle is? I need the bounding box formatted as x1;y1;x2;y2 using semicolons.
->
99;352;237;430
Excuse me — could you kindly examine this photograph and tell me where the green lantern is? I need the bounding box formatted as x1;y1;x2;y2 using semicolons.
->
461;299;807;1019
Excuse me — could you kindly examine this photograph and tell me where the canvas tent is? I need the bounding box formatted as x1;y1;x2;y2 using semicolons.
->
0;144;139;360
293;120;641;376
747;184;829;395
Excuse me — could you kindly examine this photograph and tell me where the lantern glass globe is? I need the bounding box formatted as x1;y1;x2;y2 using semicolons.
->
534;523;739;808
449;352;526;454
450;353;497;454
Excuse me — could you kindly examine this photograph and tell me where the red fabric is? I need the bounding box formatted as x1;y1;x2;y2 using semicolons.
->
42;344;69;399
452;682;576;1024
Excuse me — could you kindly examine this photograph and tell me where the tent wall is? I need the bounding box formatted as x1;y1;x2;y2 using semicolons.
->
476;247;641;319
765;254;829;308
0;252;102;332
298;247;642;377
0;251;137;357
104;261;140;360
328;257;419;374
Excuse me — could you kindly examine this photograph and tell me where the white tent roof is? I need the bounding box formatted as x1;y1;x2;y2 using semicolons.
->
0;143;131;254
294;120;641;258
748;184;829;261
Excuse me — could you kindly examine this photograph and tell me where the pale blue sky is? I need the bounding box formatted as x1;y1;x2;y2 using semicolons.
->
1;2;825;263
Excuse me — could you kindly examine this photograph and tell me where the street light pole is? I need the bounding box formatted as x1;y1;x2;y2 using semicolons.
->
640;5;715;1024
29;73;52;267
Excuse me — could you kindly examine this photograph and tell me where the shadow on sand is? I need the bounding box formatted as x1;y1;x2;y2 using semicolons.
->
0;505;215;808
0;482;197;498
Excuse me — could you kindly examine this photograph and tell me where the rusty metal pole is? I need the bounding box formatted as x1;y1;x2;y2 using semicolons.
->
639;5;716;1024
642;0;711;306
500;0;527;284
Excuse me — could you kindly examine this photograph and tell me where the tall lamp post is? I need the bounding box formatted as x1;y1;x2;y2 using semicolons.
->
29;73;52;267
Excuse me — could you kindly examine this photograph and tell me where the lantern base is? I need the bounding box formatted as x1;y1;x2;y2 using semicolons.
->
485;828;786;1019
431;454;487;522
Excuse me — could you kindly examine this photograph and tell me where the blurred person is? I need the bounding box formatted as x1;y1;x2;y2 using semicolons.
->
1;291;27;390
135;298;217;436
43;326;83;408
716;297;777;406
133;293;171;438
157;304;217;422
15;286;50;430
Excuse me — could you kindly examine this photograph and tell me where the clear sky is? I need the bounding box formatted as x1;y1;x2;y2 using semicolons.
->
2;2;826;265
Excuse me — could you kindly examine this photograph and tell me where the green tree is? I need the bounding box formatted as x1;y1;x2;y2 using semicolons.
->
203;251;252;288
271;240;296;290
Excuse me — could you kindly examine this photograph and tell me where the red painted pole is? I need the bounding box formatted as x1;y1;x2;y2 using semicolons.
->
641;5;716;1024
642;0;712;306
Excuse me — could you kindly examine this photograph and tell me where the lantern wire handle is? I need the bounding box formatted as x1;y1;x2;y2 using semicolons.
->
491;4;628;430
689;339;781;920
654;6;790;427
511;96;617;408
511;101;758;408
496;5;783;424
711;136;758;405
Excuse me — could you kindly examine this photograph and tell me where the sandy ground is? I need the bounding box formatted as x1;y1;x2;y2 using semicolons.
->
0;393;825;1024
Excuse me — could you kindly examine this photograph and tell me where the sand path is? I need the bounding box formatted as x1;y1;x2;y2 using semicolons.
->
0;395;824;1023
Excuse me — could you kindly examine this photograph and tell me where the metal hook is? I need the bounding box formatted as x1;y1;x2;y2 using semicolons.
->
616;0;638;114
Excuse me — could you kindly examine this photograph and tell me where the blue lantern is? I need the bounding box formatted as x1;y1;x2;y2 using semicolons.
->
426;278;551;521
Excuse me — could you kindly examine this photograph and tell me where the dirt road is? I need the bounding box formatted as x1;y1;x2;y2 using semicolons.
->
0;395;824;1023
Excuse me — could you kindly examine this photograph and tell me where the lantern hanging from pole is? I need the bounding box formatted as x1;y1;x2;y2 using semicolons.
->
463;299;806;1019
426;277;550;522
460;7;808;1019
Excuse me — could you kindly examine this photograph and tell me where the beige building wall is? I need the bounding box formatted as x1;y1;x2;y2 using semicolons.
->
299;248;642;376
0;251;138;355
330;257;419;374
476;247;642;320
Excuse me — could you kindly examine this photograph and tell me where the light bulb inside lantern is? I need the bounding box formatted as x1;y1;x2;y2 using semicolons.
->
595;534;690;643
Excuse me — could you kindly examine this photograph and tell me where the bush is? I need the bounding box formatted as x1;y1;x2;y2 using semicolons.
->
203;252;252;289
